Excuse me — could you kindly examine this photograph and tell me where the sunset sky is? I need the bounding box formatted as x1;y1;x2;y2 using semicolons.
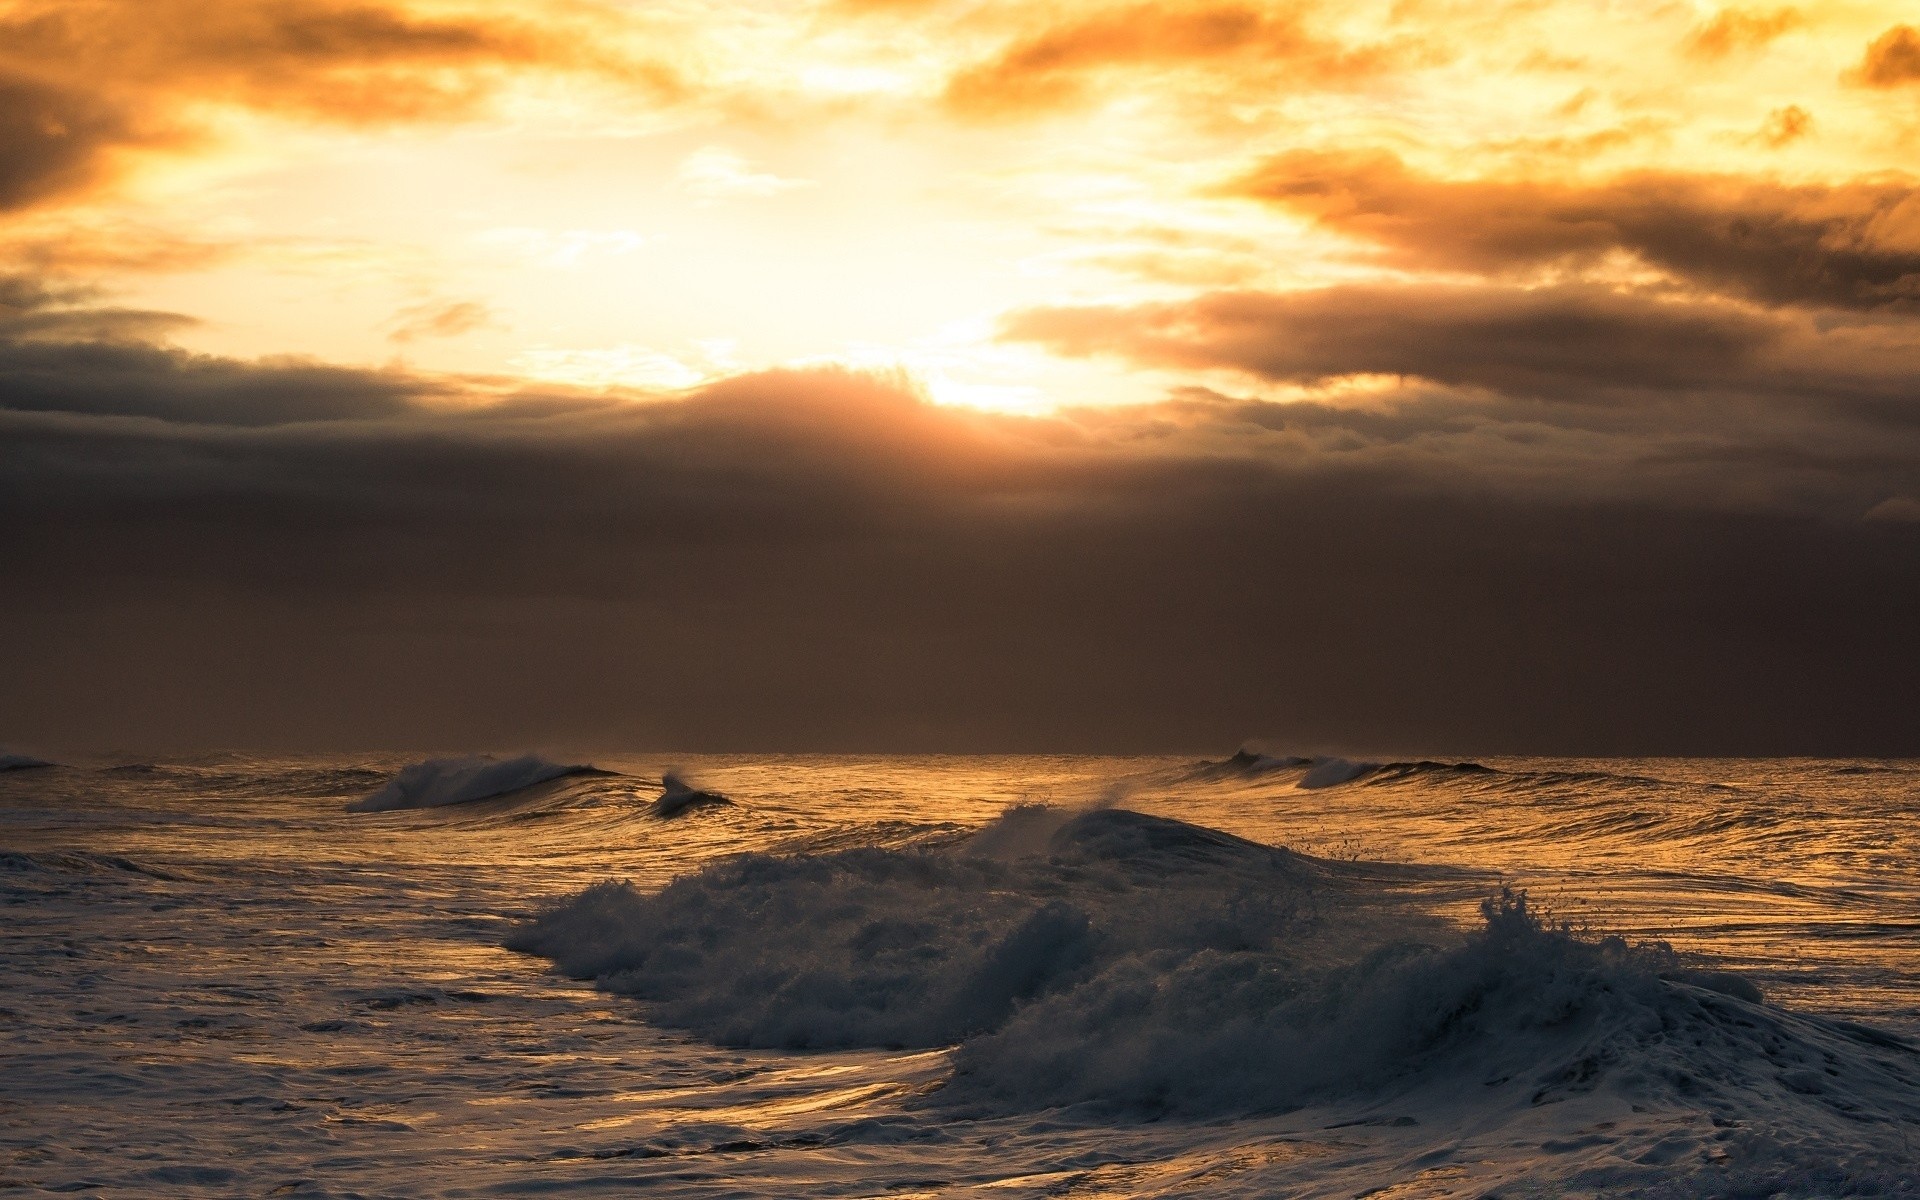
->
6;1;1920;753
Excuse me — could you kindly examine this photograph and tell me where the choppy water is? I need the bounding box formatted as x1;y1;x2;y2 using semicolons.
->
3;752;1917;1197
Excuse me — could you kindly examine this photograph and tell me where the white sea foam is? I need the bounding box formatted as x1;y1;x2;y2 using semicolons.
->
347;754;598;812
511;803;1920;1192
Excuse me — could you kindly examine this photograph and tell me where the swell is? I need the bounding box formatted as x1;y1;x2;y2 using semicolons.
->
1185;748;1746;795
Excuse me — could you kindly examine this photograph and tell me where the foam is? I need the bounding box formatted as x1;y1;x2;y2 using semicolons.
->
510;803;1920;1180
346;755;602;812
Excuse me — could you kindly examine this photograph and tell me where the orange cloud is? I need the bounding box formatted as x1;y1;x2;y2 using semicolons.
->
1850;25;1920;88
1223;150;1920;309
387;299;497;344
1002;283;1787;398
1682;7;1802;60
0;71;161;212
1755;104;1812;147
943;2;1404;117
0;0;682;212
0;1;664;121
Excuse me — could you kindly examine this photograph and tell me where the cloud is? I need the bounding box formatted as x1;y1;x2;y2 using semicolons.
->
1850;25;1920;88
1001;281;1920;415
1222;150;1920;309
5;360;1920;756
1754;104;1812;147
676;148;813;200
386;299;496;344
0;275;432;423
0;0;682;212
4;284;1920;754
1682;7;1802;60
942;2;1404;117
0;70;156;212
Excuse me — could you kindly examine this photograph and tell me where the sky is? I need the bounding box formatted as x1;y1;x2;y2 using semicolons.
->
4;0;1920;754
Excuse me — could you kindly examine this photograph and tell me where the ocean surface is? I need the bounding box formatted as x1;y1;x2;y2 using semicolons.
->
3;751;1918;1197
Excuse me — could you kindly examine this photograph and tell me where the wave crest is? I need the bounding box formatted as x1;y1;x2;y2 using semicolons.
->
654;771;732;818
508;804;1920;1164
347;755;605;813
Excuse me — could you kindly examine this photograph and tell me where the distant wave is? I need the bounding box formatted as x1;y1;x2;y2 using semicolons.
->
1185;748;1740;794
1297;756;1380;788
653;771;732;818
1186;750;1494;789
508;805;1918;1146
1180;748;1309;780
347;755;609;813
0;751;54;771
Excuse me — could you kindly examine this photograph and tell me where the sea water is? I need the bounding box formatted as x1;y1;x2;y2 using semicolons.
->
3;752;1917;1197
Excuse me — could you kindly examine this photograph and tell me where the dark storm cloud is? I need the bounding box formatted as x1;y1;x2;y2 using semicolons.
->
1223;150;1920;310
5;299;1920;755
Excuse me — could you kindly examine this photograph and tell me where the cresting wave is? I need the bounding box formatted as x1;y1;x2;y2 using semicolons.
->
654;771;732;818
508;803;1920;1186
346;755;611;812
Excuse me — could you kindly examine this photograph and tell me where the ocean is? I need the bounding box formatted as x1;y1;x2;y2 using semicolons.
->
3;751;1917;1197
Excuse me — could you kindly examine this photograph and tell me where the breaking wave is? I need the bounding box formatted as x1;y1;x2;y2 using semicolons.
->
347;755;610;813
508;805;1920;1150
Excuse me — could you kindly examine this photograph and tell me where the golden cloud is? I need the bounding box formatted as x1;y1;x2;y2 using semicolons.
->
1223;149;1920;309
0;0;683;211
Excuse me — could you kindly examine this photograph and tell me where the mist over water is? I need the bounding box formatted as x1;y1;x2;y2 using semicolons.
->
4;752;1918;1196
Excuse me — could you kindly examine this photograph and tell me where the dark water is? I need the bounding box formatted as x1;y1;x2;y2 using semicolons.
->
3;752;1917;1197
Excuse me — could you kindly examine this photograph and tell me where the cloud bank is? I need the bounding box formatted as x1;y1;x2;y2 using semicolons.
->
5;285;1918;754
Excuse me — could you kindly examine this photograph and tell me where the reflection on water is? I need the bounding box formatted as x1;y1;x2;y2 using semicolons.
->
3;753;1917;1196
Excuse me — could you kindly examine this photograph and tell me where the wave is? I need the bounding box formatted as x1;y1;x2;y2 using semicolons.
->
509;805;1920;1180
1184;749;1758;799
347;755;611;813
0;751;54;771
1188;750;1496;789
1180;748;1309;780
654;771;732;818
509;808;1347;1052
1298;756;1379;788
